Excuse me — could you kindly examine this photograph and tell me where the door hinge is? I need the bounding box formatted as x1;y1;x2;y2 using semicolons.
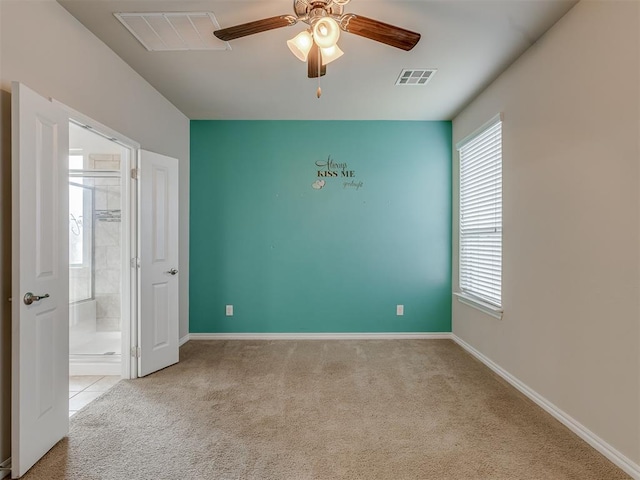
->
131;168;139;180
131;346;141;358
130;257;140;269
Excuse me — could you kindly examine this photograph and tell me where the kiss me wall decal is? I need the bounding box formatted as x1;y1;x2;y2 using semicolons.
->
312;155;364;190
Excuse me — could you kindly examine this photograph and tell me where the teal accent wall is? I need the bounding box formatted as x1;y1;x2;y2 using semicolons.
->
190;121;451;333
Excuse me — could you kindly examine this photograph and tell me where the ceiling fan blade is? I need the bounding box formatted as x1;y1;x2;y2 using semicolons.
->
308;43;327;78
340;14;420;51
214;15;297;41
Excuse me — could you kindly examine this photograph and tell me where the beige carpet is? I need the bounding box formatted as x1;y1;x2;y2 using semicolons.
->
24;340;628;479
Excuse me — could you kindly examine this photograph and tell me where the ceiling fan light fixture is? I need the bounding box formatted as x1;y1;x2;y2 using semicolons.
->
213;0;421;92
320;44;344;65
312;17;340;48
287;30;313;62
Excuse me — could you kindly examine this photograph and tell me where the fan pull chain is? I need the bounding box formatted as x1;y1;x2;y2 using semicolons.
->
317;57;322;98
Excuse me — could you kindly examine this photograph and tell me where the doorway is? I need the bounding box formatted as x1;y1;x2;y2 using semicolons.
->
68;121;132;378
11;82;180;477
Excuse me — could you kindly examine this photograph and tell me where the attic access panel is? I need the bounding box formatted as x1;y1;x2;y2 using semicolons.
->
114;12;230;51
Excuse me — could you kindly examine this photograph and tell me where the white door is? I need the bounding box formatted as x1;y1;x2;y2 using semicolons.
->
138;150;179;376
11;82;69;478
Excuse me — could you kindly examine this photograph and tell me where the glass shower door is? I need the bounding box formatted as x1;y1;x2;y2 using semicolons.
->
69;174;122;356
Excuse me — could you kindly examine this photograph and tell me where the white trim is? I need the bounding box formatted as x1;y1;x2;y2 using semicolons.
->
455;112;503;150
179;334;190;346
453;292;503;320
129;146;139;380
452;335;640;480
118;139;134;381
52;100;140;149
0;457;11;479
189;332;453;341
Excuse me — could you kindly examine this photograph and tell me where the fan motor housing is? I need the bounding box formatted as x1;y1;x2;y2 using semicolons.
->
294;0;344;20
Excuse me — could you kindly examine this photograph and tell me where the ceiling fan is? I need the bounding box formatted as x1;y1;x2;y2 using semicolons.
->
213;0;421;81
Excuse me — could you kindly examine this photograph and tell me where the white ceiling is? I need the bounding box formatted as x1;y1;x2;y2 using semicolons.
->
58;0;577;120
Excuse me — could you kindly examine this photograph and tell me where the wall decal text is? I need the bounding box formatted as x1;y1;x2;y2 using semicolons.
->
313;155;363;190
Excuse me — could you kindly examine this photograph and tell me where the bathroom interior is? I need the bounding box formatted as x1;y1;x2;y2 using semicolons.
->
69;122;129;376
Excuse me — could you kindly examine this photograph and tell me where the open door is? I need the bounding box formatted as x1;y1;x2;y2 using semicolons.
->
11;83;69;477
138;150;179;377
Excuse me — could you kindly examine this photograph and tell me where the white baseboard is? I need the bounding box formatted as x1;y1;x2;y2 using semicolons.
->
452;335;640;480
0;457;11;479
179;334;190;346
188;332;453;341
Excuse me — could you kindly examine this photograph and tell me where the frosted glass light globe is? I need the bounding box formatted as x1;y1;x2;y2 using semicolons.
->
312;17;340;49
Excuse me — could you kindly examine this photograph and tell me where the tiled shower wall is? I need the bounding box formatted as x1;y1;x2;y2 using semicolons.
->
92;154;121;332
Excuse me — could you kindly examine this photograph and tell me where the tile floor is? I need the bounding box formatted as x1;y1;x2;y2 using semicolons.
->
69;375;120;417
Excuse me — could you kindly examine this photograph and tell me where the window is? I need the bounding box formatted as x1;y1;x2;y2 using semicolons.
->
457;114;502;310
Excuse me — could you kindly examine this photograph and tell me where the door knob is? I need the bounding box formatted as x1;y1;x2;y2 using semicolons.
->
23;292;50;305
166;268;178;276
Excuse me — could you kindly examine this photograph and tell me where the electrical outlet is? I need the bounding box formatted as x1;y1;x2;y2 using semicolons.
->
225;305;233;316
396;304;404;316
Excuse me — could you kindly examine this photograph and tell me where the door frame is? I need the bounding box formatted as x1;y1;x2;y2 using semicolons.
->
54;101;140;380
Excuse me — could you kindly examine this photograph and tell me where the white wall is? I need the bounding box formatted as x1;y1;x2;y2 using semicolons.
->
0;0;190;462
452;0;639;468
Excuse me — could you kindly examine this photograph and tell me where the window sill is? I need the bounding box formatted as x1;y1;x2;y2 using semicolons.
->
453;292;503;320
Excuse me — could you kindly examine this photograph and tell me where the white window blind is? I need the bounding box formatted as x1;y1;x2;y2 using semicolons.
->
458;116;502;307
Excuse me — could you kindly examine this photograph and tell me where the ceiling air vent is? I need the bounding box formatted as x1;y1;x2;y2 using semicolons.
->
395;69;437;86
114;12;230;51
